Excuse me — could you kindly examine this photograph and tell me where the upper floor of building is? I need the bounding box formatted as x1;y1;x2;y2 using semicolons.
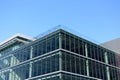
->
0;33;35;57
0;28;120;69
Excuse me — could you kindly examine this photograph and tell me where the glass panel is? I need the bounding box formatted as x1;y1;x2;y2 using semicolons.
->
61;51;87;76
61;32;85;56
88;60;107;80
32;53;59;77
33;34;59;57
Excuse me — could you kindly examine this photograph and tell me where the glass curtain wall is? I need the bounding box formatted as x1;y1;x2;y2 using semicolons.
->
31;52;59;77
8;52;60;80
0;29;120;80
60;30;120;67
0;31;60;80
0;42;23;58
60;30;120;80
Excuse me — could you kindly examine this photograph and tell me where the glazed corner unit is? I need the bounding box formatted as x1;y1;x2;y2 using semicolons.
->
0;29;120;80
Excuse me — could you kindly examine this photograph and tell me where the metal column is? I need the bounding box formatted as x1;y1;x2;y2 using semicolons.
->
85;44;89;77
29;46;33;78
105;52;110;80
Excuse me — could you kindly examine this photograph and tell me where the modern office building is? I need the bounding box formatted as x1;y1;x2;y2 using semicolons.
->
0;28;120;80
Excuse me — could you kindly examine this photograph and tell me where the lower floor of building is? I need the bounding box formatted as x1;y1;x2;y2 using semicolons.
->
0;49;120;80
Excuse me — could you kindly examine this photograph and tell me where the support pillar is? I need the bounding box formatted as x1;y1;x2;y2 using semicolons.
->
59;51;62;71
59;32;62;49
29;46;33;78
59;32;62;70
85;44;89;77
9;54;14;80
105;52;110;80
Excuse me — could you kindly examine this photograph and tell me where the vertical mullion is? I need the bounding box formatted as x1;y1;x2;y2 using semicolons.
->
29;46;33;78
105;52;110;80
59;32;62;49
85;44;89;77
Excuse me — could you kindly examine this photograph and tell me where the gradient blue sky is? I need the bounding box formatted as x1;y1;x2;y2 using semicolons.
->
0;0;120;43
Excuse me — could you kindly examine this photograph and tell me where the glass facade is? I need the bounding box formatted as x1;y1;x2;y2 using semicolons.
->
0;29;120;80
0;42;23;57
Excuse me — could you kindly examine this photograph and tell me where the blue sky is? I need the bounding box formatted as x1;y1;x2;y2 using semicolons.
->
0;0;120;43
